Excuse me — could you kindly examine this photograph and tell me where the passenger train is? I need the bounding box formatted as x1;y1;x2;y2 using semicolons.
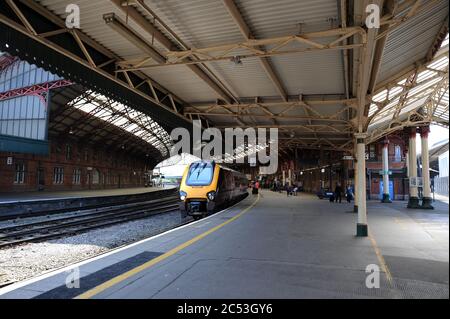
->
179;161;248;219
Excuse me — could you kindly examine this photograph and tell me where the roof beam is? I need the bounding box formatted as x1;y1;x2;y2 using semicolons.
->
184;112;352;123
111;0;234;104
354;0;382;132
103;13;166;64
5;0;37;35
116;27;366;71
368;0;395;94
426;15;449;61
222;0;287;102
374;46;448;94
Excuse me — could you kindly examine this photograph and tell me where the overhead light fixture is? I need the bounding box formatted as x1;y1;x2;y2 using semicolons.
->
231;56;243;66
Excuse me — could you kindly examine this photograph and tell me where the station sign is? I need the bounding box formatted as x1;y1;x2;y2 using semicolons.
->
379;170;392;175
342;156;354;160
409;177;423;187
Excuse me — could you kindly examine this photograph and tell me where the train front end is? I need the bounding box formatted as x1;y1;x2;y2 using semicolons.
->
179;161;219;219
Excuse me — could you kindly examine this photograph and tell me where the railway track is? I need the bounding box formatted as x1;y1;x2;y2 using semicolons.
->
0;196;180;248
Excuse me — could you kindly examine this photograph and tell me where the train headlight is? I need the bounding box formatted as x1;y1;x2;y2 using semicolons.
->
207;191;216;201
180;191;187;201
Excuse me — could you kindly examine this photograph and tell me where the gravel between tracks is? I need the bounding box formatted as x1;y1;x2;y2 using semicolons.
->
0;211;184;285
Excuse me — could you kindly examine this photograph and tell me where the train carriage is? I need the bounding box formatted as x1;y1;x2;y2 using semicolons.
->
179;161;248;219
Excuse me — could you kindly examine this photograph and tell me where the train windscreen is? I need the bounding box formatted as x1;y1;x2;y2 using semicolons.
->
186;162;214;186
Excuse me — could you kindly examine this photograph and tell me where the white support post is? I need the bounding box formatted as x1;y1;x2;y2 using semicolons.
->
405;150;409;178
355;133;368;237
407;128;420;208
354;160;359;213
404;149;409;201
420;126;434;209
381;138;392;203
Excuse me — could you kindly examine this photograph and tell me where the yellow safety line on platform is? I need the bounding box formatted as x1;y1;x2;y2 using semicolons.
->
75;194;260;299
368;230;393;285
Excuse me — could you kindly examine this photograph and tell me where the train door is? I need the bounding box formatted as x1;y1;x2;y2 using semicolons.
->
225;171;234;201
217;169;226;202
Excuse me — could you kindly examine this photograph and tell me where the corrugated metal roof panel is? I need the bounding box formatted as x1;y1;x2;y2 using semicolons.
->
143;65;218;103
235;0;344;95
207;57;280;98
38;0;222;102
141;0;279;99
143;0;244;48
235;0;339;38
270;49;345;95
378;0;448;84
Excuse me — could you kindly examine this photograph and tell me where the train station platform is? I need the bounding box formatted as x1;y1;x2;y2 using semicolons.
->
0;187;177;220
0;190;448;299
0;187;172;204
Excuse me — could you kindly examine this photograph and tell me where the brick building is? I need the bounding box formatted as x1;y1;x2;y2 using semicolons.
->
365;134;408;200
0;136;150;192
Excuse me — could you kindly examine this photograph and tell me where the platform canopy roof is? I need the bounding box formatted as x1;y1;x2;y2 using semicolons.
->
0;0;448;155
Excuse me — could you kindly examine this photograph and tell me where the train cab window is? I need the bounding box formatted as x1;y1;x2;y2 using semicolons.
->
186;162;214;186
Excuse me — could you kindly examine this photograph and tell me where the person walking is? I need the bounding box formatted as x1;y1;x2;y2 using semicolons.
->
346;184;354;203
334;183;343;203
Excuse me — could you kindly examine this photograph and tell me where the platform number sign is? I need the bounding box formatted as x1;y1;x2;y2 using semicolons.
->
6;157;13;165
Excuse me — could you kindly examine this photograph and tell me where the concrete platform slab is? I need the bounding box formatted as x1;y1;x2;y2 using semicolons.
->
0;187;170;203
0;190;447;299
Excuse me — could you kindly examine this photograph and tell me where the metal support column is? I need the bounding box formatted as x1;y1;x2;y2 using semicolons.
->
420;126;434;209
381;138;392;203
355;133;368;237
354;159;359;213
407;128;420;208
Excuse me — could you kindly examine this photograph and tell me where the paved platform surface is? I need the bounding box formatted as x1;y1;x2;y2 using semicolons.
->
0;187;170;203
0;190;447;299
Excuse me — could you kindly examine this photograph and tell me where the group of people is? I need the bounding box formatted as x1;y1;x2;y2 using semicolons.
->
331;183;354;203
285;183;300;197
270;180;300;194
254;177;354;203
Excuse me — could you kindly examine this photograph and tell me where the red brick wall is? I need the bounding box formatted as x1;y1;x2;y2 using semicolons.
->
0;139;150;192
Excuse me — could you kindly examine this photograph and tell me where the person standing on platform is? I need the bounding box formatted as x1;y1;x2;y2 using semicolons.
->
253;180;260;195
346;184;354;203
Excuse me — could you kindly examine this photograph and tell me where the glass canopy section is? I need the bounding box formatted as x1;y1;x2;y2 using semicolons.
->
68;90;172;156
367;33;449;142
